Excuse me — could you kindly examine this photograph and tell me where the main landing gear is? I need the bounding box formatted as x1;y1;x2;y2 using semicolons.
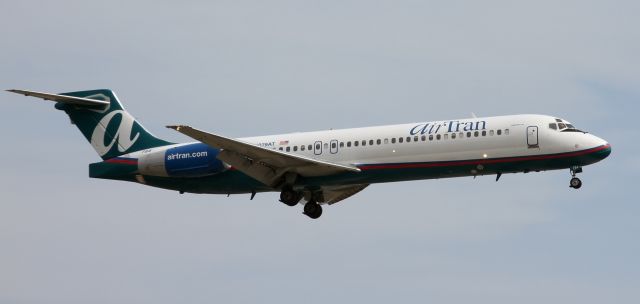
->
303;201;323;219
279;186;302;206
279;187;323;219
569;166;583;189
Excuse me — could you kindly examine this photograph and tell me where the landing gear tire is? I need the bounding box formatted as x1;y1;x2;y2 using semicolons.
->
569;166;583;189
570;177;582;189
303;201;323;219
279;188;301;206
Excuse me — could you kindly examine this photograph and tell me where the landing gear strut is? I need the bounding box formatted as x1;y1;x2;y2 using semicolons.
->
279;187;302;206
303;200;323;219
570;166;583;189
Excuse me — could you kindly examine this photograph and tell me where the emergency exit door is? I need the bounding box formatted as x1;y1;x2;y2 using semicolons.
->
314;141;322;155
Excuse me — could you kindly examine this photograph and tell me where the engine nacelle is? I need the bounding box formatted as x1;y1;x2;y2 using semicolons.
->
138;143;227;177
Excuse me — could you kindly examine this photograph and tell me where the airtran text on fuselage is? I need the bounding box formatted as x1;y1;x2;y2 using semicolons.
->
409;120;487;135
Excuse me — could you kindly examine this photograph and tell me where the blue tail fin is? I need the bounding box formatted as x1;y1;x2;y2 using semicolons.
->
55;89;173;159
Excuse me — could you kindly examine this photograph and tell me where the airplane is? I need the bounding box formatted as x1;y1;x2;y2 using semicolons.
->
7;89;611;219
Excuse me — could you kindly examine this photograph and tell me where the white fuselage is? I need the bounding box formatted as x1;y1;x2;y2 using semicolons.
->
131;114;609;183
239;114;607;167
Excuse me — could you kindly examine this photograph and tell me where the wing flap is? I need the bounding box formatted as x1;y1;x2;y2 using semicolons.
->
322;184;369;205
216;149;285;187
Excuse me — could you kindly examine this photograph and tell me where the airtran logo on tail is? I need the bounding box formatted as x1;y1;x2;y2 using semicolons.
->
90;110;140;157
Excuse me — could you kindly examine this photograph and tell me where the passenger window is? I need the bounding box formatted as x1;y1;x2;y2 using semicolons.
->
414;136;419;142
308;145;312;150
474;131;479;137
347;141;351;147
286;147;291;152
459;132;463;139
490;130;494;136
467;132;472;137
279;147;283;151
315;143;321;150
362;140;366;146
482;130;486;136
376;139;381;145
301;145;305;151
505;129;509;135
354;141;359;147
384;138;389;144
369;140;374;145
405;137;411;142
399;137;404;143
331;142;336;149
421;135;426;141
549;123;557;130
451;133;456;139
436;134;441;140
497;130;502;135
429;135;433;141
391;138;396;144
339;142;344;148
293;146;298;152
324;143;329;149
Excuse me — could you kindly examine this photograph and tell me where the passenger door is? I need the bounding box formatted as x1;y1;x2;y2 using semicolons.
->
314;141;323;155
527;126;539;148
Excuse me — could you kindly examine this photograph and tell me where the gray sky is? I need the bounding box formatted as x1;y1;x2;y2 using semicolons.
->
1;1;638;303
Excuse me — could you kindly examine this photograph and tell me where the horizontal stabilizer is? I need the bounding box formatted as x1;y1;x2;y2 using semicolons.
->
7;89;110;108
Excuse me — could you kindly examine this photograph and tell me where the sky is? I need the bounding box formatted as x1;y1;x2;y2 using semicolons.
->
1;0;638;303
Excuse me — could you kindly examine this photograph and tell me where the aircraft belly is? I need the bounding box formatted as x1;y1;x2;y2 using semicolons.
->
141;170;271;194
302;144;611;187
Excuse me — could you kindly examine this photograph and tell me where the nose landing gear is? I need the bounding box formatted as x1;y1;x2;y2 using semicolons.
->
570;177;582;189
570;166;583;189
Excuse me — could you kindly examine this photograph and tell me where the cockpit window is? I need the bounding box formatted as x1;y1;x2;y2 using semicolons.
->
561;128;584;133
552;119;585;133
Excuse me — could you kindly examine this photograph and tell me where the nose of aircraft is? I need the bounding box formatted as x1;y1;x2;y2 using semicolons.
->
595;144;611;161
591;134;611;160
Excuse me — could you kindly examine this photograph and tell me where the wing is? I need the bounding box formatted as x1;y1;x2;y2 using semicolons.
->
167;125;360;187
